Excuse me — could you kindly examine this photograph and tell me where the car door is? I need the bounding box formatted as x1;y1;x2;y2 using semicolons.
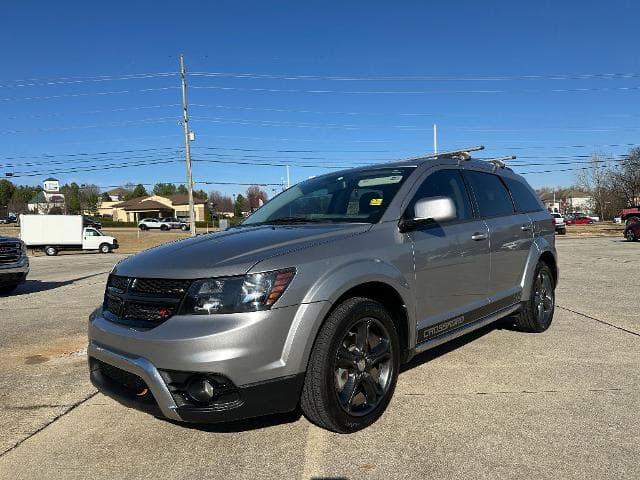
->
463;170;533;303
82;228;102;249
403;168;490;342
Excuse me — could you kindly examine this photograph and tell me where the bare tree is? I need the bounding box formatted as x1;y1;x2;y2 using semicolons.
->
246;185;269;211
576;153;612;220
208;191;234;213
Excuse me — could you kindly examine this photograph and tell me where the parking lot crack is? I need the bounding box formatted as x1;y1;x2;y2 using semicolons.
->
0;392;97;459
557;305;640;337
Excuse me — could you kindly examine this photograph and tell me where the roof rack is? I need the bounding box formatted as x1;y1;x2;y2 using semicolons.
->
484;155;516;171
401;145;485;163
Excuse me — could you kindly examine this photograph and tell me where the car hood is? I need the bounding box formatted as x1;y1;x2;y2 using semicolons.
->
113;223;371;279
0;236;22;243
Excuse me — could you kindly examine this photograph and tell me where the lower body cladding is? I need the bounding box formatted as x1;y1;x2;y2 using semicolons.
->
87;301;328;423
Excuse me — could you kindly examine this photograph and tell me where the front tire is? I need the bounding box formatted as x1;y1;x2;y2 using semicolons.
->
626;229;637;242
515;262;555;333
99;243;111;254
301;297;400;433
160;225;169;231
139;224;147;231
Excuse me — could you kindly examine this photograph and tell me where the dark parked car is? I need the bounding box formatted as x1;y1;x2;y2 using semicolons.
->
83;216;102;229
0;215;18;224
161;217;190;231
624;219;639;241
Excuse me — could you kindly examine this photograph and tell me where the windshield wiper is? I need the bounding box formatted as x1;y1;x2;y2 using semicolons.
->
265;217;323;224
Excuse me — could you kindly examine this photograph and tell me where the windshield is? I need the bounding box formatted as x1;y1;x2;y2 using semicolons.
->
241;167;415;226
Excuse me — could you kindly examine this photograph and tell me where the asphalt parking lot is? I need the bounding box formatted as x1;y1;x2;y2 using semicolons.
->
0;237;638;479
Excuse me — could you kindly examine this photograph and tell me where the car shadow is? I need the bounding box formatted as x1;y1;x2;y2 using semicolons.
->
400;317;515;372
166;408;303;433
5;271;108;296
165;317;518;434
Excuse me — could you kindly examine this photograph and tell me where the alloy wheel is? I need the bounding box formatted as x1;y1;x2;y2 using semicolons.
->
534;270;554;326
333;317;393;417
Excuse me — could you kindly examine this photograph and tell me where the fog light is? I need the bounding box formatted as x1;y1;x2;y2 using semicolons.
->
186;376;216;404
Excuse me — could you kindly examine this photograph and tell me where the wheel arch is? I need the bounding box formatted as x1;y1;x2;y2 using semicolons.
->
520;238;558;301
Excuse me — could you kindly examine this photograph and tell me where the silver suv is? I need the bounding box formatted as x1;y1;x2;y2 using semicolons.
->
88;148;558;433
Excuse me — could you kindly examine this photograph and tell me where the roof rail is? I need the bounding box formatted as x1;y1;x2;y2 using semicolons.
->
400;145;485;163
484;155;516;170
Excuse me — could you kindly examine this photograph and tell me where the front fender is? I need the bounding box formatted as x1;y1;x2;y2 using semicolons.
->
281;258;415;375
520;237;557;301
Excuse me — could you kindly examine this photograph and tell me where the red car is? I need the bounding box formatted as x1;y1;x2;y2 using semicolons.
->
565;213;594;225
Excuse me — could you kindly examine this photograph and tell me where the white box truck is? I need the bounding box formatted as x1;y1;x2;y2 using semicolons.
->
20;215;118;256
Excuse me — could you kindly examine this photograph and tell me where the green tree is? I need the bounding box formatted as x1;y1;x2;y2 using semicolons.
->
153;183;177;196
62;182;81;214
101;191;111;202
176;184;188;195
124;183;148;200
234;194;247;217
0;180;16;216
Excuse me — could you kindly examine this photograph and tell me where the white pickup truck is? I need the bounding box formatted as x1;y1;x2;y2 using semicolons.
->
20;215;118;256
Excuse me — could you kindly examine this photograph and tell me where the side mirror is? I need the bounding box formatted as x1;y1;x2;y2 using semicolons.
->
399;196;456;232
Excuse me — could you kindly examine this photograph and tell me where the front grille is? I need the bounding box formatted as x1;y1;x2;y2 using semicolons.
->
0;243;21;264
130;278;190;296
123;301;177;322
103;275;189;329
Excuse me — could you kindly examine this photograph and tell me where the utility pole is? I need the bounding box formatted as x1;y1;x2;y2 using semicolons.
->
433;124;438;154
180;53;196;236
286;165;291;188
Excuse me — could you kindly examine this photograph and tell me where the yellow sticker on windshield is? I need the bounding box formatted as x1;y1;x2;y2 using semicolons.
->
370;198;383;206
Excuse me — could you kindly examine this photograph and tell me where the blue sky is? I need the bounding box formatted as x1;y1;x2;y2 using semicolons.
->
1;0;639;198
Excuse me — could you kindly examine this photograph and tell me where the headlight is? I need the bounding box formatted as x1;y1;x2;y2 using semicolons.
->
180;268;296;315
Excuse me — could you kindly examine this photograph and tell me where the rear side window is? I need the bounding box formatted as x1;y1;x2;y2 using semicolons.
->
502;177;544;213
464;171;515;218
406;169;473;222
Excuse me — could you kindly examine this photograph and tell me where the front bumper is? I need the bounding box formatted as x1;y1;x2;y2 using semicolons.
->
88;301;328;422
0;256;29;285
88;341;304;422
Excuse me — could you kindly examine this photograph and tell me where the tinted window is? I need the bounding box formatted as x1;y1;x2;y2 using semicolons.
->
407;170;473;222
503;177;543;213
464;171;514;218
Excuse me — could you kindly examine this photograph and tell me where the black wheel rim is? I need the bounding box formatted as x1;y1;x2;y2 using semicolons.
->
333;317;393;417
534;270;554;326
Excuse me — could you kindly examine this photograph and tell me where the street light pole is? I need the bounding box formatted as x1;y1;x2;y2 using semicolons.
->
180;53;196;236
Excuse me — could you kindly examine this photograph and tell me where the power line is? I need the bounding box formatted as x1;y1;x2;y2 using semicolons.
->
0;117;178;135
189;71;640;82
0;72;178;88
190;83;640;95
0;86;179;102
4;103;181;120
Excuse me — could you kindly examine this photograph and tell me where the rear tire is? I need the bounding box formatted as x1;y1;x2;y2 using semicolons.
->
515;262;555;333
558;228;566;235
626;229;637;242
300;297;400;433
160;225;169;231
45;246;58;256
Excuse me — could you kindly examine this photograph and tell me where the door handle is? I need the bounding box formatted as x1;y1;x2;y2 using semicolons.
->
471;232;488;241
521;224;532;231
